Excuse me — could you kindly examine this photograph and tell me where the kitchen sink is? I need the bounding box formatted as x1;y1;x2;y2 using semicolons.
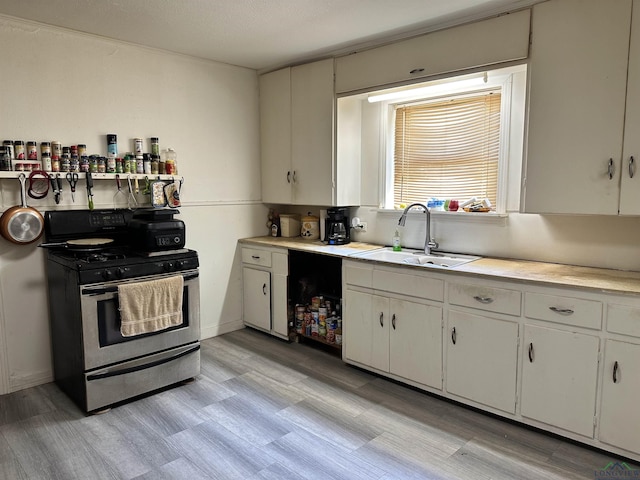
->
353;247;481;268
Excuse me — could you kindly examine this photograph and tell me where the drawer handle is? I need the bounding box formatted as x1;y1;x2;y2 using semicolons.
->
473;296;494;304
451;327;456;345
379;312;384;327
251;255;261;260
630;156;636;179
262;283;267;295
292;170;297;183
287;171;291;183
392;314;396;330
549;306;574;315
613;361;619;383
528;342;534;363
409;68;425;75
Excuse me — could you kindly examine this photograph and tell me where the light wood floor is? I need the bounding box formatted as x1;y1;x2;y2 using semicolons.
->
0;328;636;479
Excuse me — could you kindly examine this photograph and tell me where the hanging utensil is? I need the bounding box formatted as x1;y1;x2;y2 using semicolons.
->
49;174;61;204
56;174;62;203
0;173;44;244
86;171;94;210
113;174;127;208
66;172;78;202
127;175;138;209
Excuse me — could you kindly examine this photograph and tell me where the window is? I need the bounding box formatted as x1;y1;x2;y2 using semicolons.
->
393;91;501;208
371;66;526;213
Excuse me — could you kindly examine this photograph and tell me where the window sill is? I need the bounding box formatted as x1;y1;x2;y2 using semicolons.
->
376;208;508;225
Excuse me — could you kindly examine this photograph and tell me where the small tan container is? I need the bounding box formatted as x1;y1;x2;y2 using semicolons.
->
280;214;301;237
301;213;320;240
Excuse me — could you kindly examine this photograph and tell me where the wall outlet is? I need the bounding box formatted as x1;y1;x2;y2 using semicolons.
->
358;222;368;232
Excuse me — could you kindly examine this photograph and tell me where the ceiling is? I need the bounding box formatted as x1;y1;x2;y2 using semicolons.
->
0;0;539;71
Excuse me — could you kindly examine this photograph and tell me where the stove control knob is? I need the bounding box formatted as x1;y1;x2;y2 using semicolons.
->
164;262;175;272
116;267;126;279
103;269;114;281
177;260;187;270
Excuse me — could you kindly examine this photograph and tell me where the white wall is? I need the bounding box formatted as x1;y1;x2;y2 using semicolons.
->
0;16;268;394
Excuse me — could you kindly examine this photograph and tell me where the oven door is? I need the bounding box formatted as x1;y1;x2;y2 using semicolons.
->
80;270;200;371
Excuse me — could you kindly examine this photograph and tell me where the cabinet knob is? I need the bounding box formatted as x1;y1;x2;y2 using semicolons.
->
262;283;267;295
392;314;396;330
287;171;291;183
451;327;457;345
528;342;534;363
630;156;636;179
613;360;619;383
379;312;384;327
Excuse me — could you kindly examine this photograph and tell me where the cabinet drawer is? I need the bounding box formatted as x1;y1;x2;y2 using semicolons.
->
344;261;373;288
373;269;443;302
448;283;521;316
525;293;602;330
242;248;272;268
607;304;640;338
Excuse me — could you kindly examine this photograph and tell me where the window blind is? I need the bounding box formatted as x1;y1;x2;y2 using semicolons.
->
393;91;501;208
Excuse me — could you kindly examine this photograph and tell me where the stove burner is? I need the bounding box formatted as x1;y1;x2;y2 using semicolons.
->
85;252;127;263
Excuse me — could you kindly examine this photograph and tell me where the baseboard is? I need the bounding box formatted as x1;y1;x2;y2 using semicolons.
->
201;319;244;339
9;370;53;393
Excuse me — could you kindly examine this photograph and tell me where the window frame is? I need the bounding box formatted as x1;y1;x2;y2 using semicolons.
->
377;67;523;215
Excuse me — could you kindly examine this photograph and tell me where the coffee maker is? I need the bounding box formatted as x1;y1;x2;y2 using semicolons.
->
325;207;350;245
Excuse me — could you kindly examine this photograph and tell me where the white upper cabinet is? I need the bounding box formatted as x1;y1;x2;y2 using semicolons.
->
523;0;635;214
335;9;530;94
260;67;292;205
260;59;360;206
619;3;640;214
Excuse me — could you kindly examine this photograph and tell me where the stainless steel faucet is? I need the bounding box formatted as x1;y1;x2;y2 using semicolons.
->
398;203;439;254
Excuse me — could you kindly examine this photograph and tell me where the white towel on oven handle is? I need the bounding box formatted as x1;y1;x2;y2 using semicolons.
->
118;275;184;337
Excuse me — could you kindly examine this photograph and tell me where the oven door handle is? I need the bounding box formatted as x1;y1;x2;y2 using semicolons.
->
86;344;200;381
82;272;199;296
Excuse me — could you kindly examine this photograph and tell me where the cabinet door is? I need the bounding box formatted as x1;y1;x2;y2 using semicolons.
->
260;67;293;204
523;0;632;214
446;310;518;413
521;325;599;438
291;58;334;206
620;0;640;215
344;290;389;372
389;298;442;389
599;340;640;454
242;267;271;332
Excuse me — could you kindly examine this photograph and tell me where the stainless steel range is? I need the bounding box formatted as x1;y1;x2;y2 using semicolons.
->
43;208;200;413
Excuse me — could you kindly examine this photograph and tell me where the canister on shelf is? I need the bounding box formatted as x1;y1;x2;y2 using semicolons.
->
42;152;52;172
51;141;62;158
51;155;60;172
151;154;159;174
133;138;143;156
136;156;144;174
77;144;87;157
79;155;89;172
311;311;319;337
150;137;159;156
143;153;151;174
97;156;106;173
107;134;118;159
14;140;25;160
3;141;14;160
27;141;38;160
0;147;12;171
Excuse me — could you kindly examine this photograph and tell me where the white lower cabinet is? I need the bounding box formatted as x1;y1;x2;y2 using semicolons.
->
241;247;289;339
446;310;519;413
338;258;640;461
344;288;442;389
520;324;600;437
599;339;640;454
242;267;271;332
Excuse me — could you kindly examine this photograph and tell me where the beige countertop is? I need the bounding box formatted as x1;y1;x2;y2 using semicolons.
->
239;236;640;296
